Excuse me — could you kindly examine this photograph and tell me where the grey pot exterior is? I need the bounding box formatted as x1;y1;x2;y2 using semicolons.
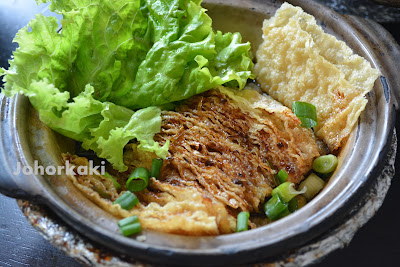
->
0;0;398;265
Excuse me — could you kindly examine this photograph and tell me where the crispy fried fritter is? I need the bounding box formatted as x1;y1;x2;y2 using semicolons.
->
255;3;380;151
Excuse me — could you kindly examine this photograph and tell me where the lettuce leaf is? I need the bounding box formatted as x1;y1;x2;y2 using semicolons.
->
1;0;253;171
25;0;254;108
28;79;168;171
113;0;254;108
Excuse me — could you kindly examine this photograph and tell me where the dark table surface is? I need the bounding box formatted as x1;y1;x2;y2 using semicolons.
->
0;1;399;266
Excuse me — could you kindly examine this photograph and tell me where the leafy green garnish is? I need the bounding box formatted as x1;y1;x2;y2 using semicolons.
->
1;0;254;171
292;101;318;128
28;80;169;171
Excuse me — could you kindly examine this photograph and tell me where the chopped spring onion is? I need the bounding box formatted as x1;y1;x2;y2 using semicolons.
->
288;195;308;213
279;209;291;218
292;101;318;128
93;186;111;199
103;172;121;190
113;191;139;210
118;215;141;236
236;211;250;232
295;195;307;209
126;167;150;192
313;154;338;174
120;223;142;236
150;158;163;179
298;173;325;200
271;182;306;203
264;193;289;221
318;172;333;180
118;215;139;227
288;198;298;213
277;169;288;184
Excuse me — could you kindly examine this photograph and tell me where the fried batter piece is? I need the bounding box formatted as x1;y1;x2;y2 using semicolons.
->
63;154;234;235
254;3;380;151
63;87;322;235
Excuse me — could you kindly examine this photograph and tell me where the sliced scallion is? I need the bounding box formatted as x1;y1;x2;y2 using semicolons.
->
318;172;333;180
119;222;141;236
126;167;150;192
118;215;139;227
292;101;318;128
298;173;325;200
150;158;163;179
264;193;289;221
313;154;338;174
277;169;288;184
278;209;291;218
271;182;306;203
118;215;142;236
113;191;139;210
103;171;121;190
236;211;250;232
288;197;298;213
295;195;307;209
93;186;111;199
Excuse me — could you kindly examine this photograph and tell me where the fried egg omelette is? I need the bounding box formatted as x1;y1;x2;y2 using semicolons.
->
63;87;323;235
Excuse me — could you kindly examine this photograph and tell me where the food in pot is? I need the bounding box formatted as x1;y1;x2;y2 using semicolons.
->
0;1;380;236
63;86;323;235
255;3;380;151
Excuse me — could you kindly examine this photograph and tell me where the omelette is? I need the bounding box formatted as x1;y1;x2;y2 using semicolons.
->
63;87;323;235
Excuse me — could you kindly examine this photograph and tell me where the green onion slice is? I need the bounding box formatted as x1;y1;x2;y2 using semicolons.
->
93;186;111;199
126;167;150;192
118;216;142;236
298;173;325;200
288;197;298;213
118;215;139;227
264;193;289;221
313;154;338;174
103;172;121;190
277;169;288;184
236;211;250;232
271;182;306;203
295;195;307;209
119;222;142;236
150;158;163;179
113;191;139;210
278;209;291;218
292;101;318;128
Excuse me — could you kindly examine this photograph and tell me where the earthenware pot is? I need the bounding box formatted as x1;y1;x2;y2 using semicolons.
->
0;0;398;265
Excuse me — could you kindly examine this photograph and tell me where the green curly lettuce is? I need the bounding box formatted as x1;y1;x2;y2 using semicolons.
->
1;0;254;171
28;80;169;171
